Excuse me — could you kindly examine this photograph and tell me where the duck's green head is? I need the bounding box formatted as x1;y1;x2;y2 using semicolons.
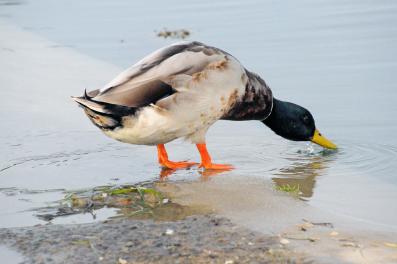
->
263;98;337;149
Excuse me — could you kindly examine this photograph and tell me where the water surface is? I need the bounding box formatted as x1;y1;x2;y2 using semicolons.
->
0;245;24;264
0;0;397;230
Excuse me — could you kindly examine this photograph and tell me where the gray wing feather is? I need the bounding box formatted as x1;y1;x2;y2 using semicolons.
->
93;41;224;107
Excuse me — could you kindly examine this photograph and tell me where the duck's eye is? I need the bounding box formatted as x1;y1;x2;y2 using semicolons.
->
302;116;310;124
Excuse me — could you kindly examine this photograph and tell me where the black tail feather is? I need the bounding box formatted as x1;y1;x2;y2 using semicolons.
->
72;92;138;130
75;94;138;117
84;89;90;99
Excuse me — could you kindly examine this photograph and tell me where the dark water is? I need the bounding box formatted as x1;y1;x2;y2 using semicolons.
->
1;0;397;229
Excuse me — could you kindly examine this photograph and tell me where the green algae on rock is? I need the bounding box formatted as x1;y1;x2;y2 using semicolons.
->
35;182;209;222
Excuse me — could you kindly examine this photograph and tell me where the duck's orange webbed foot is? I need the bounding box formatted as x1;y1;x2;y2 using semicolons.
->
196;143;234;170
199;163;234;170
157;144;198;170
160;160;198;169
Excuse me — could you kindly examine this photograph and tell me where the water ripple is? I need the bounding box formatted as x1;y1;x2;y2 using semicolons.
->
336;141;397;176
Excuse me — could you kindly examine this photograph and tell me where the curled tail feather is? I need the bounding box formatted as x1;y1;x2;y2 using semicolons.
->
71;90;137;130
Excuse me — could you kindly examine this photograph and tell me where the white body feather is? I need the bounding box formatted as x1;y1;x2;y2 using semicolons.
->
105;54;246;145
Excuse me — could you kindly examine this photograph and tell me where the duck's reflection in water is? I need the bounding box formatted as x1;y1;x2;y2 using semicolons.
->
159;167;231;181
159;168;177;180
199;168;232;180
272;155;334;199
158;150;336;199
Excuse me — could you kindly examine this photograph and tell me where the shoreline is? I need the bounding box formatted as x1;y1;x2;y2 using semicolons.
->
0;177;396;263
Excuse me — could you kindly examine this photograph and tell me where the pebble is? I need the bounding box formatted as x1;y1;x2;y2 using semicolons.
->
118;258;128;264
280;238;290;245
165;229;174;235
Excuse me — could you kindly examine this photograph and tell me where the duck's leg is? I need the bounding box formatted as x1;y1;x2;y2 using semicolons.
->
196;143;234;170
157;144;198;169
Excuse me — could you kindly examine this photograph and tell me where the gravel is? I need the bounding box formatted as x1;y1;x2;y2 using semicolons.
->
0;215;307;264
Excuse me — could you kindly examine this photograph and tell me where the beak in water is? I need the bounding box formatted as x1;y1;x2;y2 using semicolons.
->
311;129;337;149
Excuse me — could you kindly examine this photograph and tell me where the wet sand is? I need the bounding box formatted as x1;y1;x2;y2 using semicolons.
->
158;177;397;263
1;18;397;263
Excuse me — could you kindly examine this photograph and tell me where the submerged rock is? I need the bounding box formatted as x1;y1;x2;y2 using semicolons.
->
156;28;191;39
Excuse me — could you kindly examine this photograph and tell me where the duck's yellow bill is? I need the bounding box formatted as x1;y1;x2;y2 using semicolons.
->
311;129;337;149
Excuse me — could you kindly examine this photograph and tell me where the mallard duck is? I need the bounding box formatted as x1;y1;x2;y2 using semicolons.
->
72;41;336;170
